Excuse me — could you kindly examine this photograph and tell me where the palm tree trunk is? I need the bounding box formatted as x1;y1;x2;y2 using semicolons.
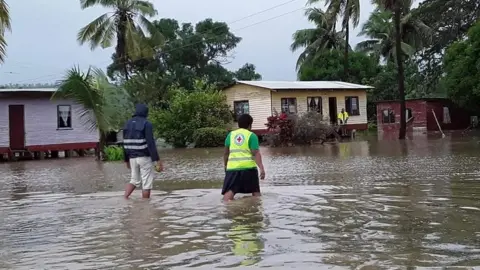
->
394;2;406;140
117;12;129;81
123;63;130;81
343;2;350;81
97;131;107;160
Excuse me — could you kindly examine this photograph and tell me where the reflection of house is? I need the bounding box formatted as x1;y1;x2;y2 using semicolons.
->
0;88;99;159
223;81;372;134
376;98;471;133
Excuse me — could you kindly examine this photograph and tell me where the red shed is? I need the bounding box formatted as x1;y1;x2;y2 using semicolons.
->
376;98;471;133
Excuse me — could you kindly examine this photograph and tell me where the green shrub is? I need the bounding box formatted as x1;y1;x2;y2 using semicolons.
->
104;145;124;161
193;127;228;148
368;122;377;131
150;80;232;147
264;111;337;146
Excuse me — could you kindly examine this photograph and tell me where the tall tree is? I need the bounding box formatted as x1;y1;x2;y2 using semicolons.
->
356;8;431;62
308;0;360;80
298;49;379;84
107;18;244;89
373;0;411;139
443;20;480;113
77;0;162;81
413;0;480;95
234;63;262;81
0;0;11;63
291;8;346;69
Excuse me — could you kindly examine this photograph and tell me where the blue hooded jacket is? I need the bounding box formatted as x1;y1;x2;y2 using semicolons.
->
122;104;159;162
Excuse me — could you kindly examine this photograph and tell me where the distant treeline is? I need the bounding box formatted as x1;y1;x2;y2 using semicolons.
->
0;83;57;89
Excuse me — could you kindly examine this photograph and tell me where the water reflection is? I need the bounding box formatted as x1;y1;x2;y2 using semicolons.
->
0;136;480;268
8;162;28;201
122;200;163;264
225;198;265;266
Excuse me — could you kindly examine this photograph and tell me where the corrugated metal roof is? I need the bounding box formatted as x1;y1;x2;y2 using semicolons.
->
236;80;373;90
0;88;56;93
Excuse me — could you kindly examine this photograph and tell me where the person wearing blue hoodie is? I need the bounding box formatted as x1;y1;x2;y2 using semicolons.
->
123;104;163;199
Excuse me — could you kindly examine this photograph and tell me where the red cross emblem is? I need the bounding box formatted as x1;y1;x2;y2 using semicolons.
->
234;134;245;145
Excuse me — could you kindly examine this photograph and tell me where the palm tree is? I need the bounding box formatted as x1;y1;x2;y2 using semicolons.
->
291;7;346;69
308;0;360;80
77;0;162;80
0;0;11;64
356;7;431;63
53;67;133;159
372;0;418;140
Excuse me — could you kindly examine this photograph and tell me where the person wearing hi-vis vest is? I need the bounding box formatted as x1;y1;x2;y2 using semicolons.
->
222;114;266;201
337;108;349;125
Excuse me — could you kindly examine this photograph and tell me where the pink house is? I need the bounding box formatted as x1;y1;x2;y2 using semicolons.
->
376;98;471;133
0;88;99;160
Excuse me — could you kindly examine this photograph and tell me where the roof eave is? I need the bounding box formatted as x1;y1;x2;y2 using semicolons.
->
272;87;373;91
236;81;276;91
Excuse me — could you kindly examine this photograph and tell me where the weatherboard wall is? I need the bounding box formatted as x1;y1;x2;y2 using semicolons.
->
270;89;368;125
0;97;99;148
223;84;272;131
223;84;369;131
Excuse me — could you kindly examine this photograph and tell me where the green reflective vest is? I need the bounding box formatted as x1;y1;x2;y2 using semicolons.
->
227;129;257;170
228;223;261;266
338;111;349;121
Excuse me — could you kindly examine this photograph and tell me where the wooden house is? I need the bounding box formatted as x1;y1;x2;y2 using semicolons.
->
0;88;99;160
223;80;372;134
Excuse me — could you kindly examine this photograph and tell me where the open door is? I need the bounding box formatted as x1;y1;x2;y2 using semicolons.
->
9;105;25;150
328;97;337;125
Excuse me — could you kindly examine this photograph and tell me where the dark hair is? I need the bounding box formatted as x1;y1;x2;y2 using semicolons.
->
237;114;253;129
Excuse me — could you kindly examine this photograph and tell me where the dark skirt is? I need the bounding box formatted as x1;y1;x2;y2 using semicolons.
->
221;168;260;195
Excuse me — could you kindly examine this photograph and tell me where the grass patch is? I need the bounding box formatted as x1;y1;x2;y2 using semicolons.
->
104;145;124;161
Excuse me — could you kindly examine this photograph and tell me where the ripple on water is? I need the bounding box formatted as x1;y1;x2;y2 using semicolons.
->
1;138;480;268
0;183;479;269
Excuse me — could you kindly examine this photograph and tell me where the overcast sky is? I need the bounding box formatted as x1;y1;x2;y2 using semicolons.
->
0;0;419;84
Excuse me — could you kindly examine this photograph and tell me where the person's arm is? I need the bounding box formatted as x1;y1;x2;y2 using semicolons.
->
145;122;160;162
122;129;130;168
249;134;265;179
223;132;231;170
123;147;129;162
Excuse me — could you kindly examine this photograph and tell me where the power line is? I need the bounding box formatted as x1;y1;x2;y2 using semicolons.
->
106;6;306;68
228;0;300;24
8;5;305;85
1;0;301;74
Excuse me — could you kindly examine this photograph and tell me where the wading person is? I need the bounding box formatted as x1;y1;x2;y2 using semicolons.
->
123;104;163;199
222;114;265;201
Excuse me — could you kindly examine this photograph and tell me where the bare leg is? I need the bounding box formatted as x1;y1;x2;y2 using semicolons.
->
252;192;261;197
223;190;235;202
124;183;136;199
142;189;151;199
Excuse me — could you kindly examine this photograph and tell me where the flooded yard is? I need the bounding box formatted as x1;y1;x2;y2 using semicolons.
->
1;135;480;269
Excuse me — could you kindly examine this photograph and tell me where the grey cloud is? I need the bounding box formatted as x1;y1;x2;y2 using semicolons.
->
1;0;381;84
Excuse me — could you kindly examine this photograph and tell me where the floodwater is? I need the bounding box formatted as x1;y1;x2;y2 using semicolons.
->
1;134;480;269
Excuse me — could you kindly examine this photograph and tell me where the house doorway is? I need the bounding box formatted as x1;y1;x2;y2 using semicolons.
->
9;105;25;150
328;97;337;125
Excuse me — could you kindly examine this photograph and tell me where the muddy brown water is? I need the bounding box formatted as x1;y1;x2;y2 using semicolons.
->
1;135;480;269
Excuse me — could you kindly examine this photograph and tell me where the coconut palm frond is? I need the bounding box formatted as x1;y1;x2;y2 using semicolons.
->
78;0;160;80
53;67;104;132
357;3;431;62
0;0;11;63
53;66;132;133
